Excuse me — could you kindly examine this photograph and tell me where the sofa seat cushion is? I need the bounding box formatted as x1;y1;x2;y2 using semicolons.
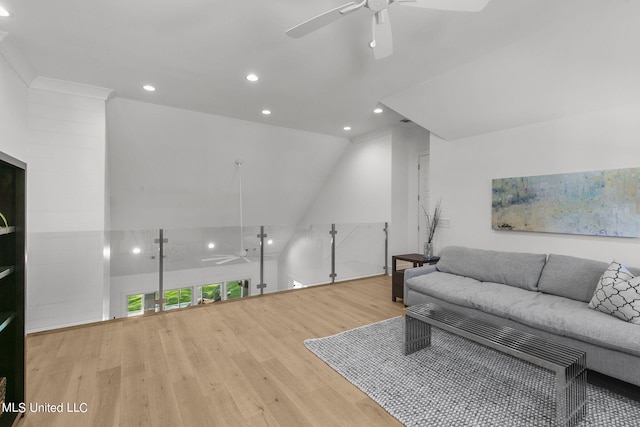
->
435;246;546;291
406;271;640;357
406;271;538;320
513;292;640;357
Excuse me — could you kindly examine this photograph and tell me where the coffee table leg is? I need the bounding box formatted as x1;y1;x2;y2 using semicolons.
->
404;315;431;355
555;362;587;427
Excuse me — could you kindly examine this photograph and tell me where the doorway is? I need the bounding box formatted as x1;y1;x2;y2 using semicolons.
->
418;154;430;252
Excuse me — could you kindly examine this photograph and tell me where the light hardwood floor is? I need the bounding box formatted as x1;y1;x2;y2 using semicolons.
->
20;275;405;427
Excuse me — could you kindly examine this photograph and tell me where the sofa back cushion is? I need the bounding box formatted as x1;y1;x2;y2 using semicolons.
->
629;266;640;276
538;254;608;302
436;246;547;291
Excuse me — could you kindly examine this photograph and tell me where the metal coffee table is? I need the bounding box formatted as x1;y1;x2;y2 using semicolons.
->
405;303;587;427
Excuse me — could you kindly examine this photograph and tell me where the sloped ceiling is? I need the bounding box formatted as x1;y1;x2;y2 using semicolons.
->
1;1;631;140
383;1;640;140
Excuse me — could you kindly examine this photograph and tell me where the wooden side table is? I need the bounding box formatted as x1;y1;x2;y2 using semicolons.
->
392;253;440;302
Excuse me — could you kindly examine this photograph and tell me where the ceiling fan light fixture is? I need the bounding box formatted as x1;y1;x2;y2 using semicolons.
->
286;0;491;58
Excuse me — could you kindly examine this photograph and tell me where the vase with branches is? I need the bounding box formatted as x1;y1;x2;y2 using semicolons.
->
421;199;442;259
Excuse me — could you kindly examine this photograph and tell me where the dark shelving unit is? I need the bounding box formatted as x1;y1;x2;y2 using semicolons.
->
0;151;25;427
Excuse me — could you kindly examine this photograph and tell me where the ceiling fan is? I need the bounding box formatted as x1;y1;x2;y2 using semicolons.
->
285;0;491;59
202;159;253;265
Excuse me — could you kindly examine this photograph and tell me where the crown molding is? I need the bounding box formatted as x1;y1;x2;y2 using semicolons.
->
30;76;114;101
0;31;37;86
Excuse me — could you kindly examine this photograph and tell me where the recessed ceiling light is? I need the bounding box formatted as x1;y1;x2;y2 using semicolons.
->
0;6;10;17
142;85;156;92
132;247;141;254
262;109;272;115
207;242;215;249
373;108;383;114
343;126;352;131
246;73;259;82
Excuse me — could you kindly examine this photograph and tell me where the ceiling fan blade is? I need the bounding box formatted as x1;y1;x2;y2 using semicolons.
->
216;257;239;265
397;0;490;12
201;256;229;262
286;2;358;39
372;10;393;59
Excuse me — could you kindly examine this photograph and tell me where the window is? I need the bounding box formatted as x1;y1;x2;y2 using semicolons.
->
127;294;143;316
199;283;222;304
164;287;193;311
197;279;250;304
127;292;160;316
226;280;243;300
127;279;250;316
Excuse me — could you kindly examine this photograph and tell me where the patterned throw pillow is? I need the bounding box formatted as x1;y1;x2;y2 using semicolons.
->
588;261;640;324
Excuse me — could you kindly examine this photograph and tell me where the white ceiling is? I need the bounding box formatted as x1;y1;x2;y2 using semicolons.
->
1;0;638;139
383;0;640;140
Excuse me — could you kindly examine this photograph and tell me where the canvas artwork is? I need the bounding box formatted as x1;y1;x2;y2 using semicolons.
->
492;168;640;237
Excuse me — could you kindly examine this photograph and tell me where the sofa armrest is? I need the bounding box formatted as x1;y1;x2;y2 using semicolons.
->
403;265;438;302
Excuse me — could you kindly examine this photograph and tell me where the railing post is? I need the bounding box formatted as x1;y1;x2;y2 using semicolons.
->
154;228;167;312
384;222;389;275
257;226;267;295
329;224;337;283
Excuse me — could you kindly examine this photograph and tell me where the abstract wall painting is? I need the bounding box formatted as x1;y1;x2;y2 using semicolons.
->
492;168;640;237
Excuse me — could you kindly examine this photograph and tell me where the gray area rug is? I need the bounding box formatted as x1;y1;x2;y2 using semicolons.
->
304;317;640;426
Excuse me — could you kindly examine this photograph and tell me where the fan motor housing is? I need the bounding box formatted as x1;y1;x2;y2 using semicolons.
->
367;0;390;12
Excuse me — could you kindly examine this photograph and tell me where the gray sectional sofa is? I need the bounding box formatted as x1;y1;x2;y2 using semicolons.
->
404;246;640;387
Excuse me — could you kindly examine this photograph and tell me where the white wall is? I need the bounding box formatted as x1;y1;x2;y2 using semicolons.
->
1;46;110;333
0;50;28;161
107;98;350;231
26;83;110;332
290;127;428;280
431;102;640;265
280;133;391;284
301;133;392;225
1;38;113;332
